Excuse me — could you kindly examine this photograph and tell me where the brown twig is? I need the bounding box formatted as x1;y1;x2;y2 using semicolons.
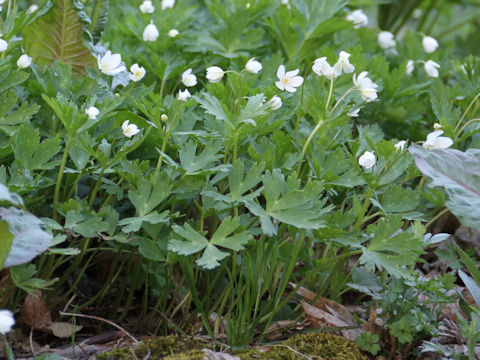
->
59;311;139;344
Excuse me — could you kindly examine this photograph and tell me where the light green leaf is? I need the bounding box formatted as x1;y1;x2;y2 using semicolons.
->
0;221;14;269
380;184;419;213
128;172;172;217
178;140;225;175
119;210;170;233
195;93;234;130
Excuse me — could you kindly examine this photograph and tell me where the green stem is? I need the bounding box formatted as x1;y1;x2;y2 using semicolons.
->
455;93;480;134
353;188;374;230
296;119;324;176
456;118;480;139
426;207;449;228
417;175;426;191
155;134;170;172
329;88;355;116
53;135;74;221
325;77;334;111
88;167;107;208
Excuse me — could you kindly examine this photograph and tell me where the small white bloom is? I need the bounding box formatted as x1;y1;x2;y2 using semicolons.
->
347;108;360;117
17;54;32;68
412;8;423;19
333;51;355;76
0;310;15;335
246;3;251;9
423;130;453;150
178;89;191;101
281;0;289;5
406;60;415;75
130;64;146;82
275;65;304;92
143;22;159;42
359;151;376;169
168;29;179;38
0;38;7;52
346;9;368;28
181;68;197;87
312;57;336;79
161;0;175;9
85;106;100;120
269;95;282;110
394;140;407;151
28;4;39;14
353;71;378;102
97;51;126;75
378;31;396;49
245;58;262;74
140;0;154;13
206;66;225;83
422;36;439;54
122;120;140;138
433;123;443;131
424;60;440;78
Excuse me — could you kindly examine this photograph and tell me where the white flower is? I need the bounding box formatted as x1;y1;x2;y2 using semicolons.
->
346;9;368;28
143;22;159;41
312;57;336;79
359;151;376;169
0;310;15;335
353;71;378;102
0;38;7;52
17;54;32;68
181;68;197;87
281;0;289;5
422;36;439;54
161;0;175;9
423;130;453;150
130;63;146;82
140;0;154;13
168;29;179;38
378;31;396;49
406;60;415;75
178;89;191;101
28;4;39;14
347;108;360;117
97;51;126;75
394;140;407;151
412;8;423;19
245;58;262;74
424;60;440;78
206;66;225;83
434;123;443;131
275;65;304;92
85;106;100;120
333;51;355;76
122;120;140;138
269;95;282;110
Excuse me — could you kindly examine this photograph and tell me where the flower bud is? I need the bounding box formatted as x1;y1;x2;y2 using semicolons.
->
378;31;396;49
245;58;262;74
358;151;376;169
206;66;225;83
17;54;32;68
422;36;439;54
161;114;168;123
143;22;159;42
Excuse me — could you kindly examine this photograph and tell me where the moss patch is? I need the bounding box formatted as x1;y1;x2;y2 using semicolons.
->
98;332;366;359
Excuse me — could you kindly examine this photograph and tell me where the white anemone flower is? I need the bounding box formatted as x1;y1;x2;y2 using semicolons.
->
178;89;191;101
312;57;336;79
0;38;7;52
424;60;440;78
130;64;146;82
245;58;262;74
17;54;32;68
28;4;39;13
143;22;159;41
268;95;282;110
422;36;439;54
206;66;225;83
378;31;396;49
333;51;355;76
122;120;140;138
346;9;368;28
140;0;154;13
423;130;453;150
161;0;175;9
359;151;376;169
168;29;179;38
406;60;415;76
181;68;197;87
353;71;378;102
98;51;126;75
394;140;407;151
275;65;304;92
85;106;100;120
0;310;15;335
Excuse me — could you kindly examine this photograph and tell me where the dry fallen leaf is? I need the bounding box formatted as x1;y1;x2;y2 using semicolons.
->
48;322;83;338
18;291;52;331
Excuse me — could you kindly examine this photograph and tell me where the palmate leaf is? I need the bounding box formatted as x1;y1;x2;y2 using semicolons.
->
168;217;252;269
23;0;95;75
409;145;480;231
128;171;172;217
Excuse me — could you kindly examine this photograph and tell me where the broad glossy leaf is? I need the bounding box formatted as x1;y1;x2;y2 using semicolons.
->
410;145;480;231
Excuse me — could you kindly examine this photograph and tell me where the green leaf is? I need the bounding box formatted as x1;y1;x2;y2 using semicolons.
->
380;184;419;213
89;0;109;42
128;172;172;217
0;221;14;269
135;237;165;261
168;217;252;269
0;91;39;136
1;208;52;269
229;161;265;201
64;209;109;237
195;93;234;131
119;210;170;233
410;145;480;231
10;264;54;293
178;140;226;175
23;0;96;74
237;94;269;127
